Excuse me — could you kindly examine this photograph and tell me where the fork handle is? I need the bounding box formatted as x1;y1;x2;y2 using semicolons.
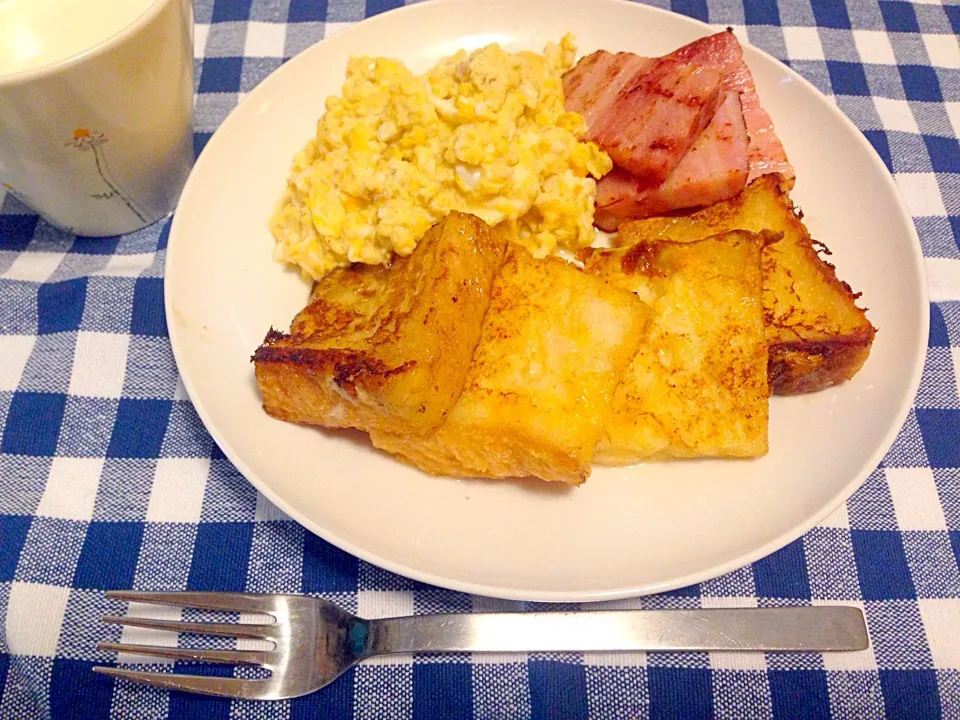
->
368;607;868;654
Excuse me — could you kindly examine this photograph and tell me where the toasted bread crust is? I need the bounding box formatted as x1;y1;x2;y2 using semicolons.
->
372;247;651;484
581;230;770;462
617;174;876;394
254;345;416;397
253;212;508;433
768;333;874;395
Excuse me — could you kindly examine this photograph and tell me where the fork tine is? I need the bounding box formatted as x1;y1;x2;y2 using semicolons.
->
97;642;269;666
92;667;267;699
102;615;276;639
106;590;279;615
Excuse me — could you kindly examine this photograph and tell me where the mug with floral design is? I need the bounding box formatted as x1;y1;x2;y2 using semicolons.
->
0;0;194;237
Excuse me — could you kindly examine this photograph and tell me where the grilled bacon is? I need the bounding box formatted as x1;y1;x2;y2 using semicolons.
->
669;29;794;186
594;91;749;230
567;51;723;186
563;30;795;227
563;50;653;129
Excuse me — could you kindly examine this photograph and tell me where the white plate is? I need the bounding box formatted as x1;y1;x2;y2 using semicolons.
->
166;0;928;601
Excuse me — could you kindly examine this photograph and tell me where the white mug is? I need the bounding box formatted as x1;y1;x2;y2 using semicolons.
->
0;0;195;237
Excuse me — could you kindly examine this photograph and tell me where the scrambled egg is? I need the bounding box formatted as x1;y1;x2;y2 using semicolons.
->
270;35;611;281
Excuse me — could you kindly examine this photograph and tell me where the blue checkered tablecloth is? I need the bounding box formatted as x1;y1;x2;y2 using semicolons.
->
1;0;958;717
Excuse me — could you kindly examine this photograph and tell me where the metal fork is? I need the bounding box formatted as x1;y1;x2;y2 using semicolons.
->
94;591;868;700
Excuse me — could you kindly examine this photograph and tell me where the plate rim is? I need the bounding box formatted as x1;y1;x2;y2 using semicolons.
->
165;0;930;602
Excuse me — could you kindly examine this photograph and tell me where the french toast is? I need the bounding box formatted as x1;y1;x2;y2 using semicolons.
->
580;231;770;463
617;174;875;394
371;247;650;484
253;212;507;434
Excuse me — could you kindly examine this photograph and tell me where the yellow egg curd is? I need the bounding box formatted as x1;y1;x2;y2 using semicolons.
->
270;34;611;281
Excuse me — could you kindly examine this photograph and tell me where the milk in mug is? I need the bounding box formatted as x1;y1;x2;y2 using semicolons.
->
0;0;194;236
0;0;159;77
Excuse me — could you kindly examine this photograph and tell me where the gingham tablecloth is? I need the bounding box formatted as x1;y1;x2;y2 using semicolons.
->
1;0;958;717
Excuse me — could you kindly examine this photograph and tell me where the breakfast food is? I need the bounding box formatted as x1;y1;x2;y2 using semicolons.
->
618;175;876;395
255;31;876;485
254;212;507;434
669;29;794;186
269;35;611;281
563;30;794;230
579;231;771;463
592;91;748;223
370;246;649;484
566;51;724;185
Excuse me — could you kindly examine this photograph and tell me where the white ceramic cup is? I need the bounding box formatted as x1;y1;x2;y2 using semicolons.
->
0;0;195;237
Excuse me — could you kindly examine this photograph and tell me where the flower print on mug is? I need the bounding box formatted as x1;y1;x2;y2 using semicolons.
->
65;127;148;224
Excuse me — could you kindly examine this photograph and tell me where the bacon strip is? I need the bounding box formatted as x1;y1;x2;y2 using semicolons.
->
590;57;723;186
563;50;653;129
669;29;794;186
563;30;795;225
564;51;724;187
594;92;750;231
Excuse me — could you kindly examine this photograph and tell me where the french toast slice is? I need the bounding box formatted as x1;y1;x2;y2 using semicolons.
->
253;212;507;434
617;174;876;394
580;231;770;463
371;247;650;484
